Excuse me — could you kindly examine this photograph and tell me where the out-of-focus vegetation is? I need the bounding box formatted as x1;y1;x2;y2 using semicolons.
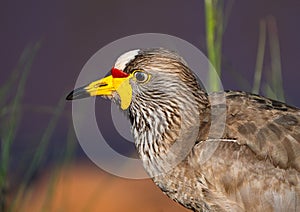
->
0;42;41;211
0;42;77;211
204;0;234;92
205;1;285;102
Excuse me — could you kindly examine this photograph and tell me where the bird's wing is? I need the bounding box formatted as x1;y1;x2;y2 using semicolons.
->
190;91;300;211
220;91;300;171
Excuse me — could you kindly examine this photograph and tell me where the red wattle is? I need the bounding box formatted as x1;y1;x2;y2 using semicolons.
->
111;68;129;78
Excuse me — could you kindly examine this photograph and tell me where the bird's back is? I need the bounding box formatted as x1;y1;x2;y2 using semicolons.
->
186;91;300;211
224;91;300;172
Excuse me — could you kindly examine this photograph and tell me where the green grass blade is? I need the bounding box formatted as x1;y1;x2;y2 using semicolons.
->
252;19;267;94
10;96;65;211
267;16;285;102
205;0;225;92
63;123;77;165
0;41;41;211
223;0;235;32
205;0;218;92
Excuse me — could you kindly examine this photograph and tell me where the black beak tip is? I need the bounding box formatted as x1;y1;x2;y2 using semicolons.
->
66;91;74;100
66;87;91;101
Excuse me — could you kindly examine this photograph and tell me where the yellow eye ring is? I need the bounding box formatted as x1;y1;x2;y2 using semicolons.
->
133;70;150;83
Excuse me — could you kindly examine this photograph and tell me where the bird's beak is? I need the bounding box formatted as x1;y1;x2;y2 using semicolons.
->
66;68;133;110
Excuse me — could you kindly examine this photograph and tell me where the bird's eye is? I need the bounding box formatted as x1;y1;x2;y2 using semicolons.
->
134;71;149;83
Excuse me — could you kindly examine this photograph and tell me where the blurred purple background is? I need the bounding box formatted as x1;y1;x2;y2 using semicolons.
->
1;0;300;179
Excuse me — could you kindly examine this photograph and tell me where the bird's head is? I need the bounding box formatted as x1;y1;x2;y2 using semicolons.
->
67;48;209;173
67;48;206;113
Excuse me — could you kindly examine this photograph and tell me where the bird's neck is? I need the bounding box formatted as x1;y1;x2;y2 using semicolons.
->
129;90;209;177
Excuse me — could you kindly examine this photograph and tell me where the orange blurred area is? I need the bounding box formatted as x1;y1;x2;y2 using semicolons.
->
15;162;189;212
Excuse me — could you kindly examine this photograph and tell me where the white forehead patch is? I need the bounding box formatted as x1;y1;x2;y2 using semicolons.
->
114;49;140;70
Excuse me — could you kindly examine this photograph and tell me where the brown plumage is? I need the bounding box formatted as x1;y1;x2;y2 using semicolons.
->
67;48;300;211
164;91;300;211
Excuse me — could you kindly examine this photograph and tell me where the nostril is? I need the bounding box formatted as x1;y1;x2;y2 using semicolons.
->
94;83;108;88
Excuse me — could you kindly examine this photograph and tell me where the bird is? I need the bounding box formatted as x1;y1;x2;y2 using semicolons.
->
67;48;300;211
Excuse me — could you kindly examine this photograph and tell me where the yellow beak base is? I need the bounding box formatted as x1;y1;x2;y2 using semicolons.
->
66;75;133;110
